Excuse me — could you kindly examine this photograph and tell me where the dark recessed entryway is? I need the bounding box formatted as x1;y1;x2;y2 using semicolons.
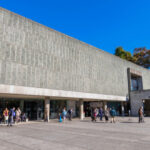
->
144;100;150;116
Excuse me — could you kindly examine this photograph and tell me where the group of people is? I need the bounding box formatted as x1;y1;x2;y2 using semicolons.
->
91;107;117;123
0;106;145;125
0;107;26;126
59;107;73;122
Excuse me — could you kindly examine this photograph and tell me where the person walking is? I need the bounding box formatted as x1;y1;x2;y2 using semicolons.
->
13;108;16;123
8;107;14;126
99;107;103;121
95;108;99;118
110;107;116;123
3;108;9;124
68;108;73;121
21;112;26;122
104;108;110;122
62;107;67;122
16;107;21;123
138;107;143;123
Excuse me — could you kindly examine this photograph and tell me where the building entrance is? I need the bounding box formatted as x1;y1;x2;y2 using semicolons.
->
24;100;44;120
144;100;150;116
0;98;44;121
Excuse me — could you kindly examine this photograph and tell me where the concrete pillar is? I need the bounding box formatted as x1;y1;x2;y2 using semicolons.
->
103;101;107;111
79;99;84;120
121;102;125;116
44;97;50;122
20;100;24;112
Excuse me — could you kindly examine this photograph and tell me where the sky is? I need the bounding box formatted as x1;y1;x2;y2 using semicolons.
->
1;0;150;54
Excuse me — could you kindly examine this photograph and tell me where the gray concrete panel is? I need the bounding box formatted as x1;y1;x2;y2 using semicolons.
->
0;7;150;98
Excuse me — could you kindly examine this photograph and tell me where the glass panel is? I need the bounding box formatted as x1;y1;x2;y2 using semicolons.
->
131;78;138;91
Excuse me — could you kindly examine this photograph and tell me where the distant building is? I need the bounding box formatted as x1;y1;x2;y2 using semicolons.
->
0;7;150;120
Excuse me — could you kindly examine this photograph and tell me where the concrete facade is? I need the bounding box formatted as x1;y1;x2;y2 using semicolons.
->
0;7;150;119
130;90;150;116
0;7;150;101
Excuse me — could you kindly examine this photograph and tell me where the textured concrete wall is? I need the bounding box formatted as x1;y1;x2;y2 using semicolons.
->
130;90;150;116
0;7;150;98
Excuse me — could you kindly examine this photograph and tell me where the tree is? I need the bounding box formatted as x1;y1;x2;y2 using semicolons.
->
114;47;133;62
133;47;150;69
114;47;150;69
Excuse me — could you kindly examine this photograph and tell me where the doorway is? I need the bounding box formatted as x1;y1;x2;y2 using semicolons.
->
144;100;150;116
24;100;44;120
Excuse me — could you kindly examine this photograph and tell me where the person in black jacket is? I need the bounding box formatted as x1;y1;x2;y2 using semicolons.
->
68;108;73;121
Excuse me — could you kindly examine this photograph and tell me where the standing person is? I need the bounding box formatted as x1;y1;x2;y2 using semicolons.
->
110;107;116;123
21;112;26;122
16;107;21;123
3;108;9;124
68;108;73;121
138;107;143;123
99;107;103;121
95;108;99;118
104;108;110;122
8;108;14;126
11;107;15;124
62;107;67;122
13;107;16;124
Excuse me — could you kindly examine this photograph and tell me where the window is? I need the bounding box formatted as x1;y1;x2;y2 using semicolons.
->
130;74;143;91
131;78;138;91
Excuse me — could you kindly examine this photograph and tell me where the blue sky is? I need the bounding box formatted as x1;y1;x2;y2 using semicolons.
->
1;0;150;54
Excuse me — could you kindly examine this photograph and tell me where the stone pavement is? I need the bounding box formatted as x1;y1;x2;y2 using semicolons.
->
0;117;150;150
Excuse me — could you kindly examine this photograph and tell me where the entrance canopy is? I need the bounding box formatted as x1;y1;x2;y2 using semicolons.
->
0;84;126;101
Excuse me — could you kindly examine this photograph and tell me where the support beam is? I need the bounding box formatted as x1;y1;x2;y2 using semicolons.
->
44;97;50;122
79;99;84;120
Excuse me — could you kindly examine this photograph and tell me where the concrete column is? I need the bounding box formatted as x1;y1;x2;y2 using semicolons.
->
79;99;84;120
44;97;50;122
121;102;125;116
103;101;107;111
20;100;24;112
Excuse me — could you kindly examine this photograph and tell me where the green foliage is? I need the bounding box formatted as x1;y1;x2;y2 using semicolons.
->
114;47;133;62
133;47;150;69
115;47;150;69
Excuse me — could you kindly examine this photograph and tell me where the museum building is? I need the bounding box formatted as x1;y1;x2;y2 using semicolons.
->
0;7;150;120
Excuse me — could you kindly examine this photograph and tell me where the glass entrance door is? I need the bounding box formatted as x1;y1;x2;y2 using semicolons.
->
37;101;44;120
24;101;37;120
24;100;44;120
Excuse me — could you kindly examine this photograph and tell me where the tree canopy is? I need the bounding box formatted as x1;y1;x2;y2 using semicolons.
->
114;47;150;69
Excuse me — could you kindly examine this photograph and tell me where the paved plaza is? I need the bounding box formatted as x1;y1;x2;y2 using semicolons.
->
0;117;150;150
